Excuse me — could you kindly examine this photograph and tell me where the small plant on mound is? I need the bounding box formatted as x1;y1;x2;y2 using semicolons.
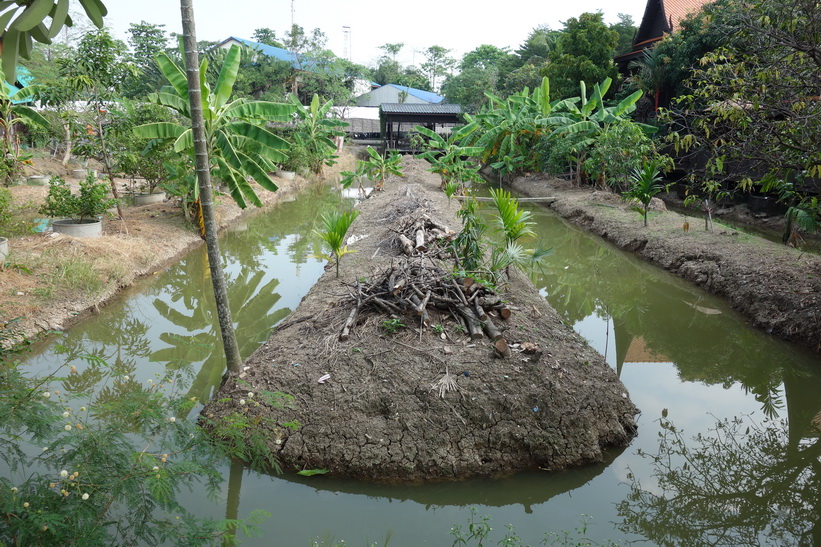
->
315;209;360;277
381;317;406;334
340;147;403;191
622;161;668;227
39;173;117;223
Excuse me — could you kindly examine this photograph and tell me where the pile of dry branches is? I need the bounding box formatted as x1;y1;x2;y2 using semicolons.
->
339;256;514;356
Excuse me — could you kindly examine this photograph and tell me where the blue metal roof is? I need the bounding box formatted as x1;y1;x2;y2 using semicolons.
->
381;84;444;104
222;37;300;68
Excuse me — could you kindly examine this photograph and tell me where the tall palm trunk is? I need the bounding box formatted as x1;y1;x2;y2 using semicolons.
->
179;0;242;374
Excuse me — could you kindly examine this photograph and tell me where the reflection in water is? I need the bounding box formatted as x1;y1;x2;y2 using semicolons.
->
618;413;821;545
20;186;821;545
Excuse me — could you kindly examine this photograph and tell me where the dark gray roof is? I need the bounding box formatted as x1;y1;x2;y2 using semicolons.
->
380;103;462;115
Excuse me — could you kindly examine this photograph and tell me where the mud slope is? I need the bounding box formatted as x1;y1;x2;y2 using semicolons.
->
204;157;638;481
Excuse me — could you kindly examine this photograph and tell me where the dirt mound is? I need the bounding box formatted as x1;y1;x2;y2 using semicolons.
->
203;157;639;481
508;175;821;351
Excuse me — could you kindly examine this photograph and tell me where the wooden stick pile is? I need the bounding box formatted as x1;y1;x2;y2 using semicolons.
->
339;257;514;356
393;213;456;256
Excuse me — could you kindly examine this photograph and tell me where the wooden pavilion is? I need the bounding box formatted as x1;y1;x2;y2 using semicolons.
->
379;103;462;154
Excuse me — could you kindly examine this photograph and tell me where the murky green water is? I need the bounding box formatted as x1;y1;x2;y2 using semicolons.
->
23;186;821;545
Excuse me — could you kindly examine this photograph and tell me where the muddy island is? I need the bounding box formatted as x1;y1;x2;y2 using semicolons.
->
204;157;639;481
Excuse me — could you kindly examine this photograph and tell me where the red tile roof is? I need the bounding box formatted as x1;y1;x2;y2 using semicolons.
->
664;0;714;31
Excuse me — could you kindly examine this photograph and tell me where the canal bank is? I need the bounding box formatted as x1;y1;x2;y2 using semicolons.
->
507;174;821;352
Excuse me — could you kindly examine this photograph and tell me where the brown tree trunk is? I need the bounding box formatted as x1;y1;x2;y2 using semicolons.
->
179;0;242;374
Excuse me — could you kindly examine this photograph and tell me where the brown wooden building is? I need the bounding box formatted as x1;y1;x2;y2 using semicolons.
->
615;0;714;70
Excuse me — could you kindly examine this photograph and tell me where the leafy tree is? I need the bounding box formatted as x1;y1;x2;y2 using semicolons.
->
231;44;291;101
252;27;282;47
0;73;49;185
378;42;404;62
135;44;295;208
288;93;347;175
442;66;500;112
421;45;456;91
372;58;401;86
610;13;637;54
58;28;137;218
543;13;620;100
622;161;667;226
443;45;512;111
662;0;821;240
396;65;430;90
460;44;511;71
125;20;169;97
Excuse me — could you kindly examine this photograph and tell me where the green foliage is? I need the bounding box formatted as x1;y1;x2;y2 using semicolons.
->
0;188;12;233
543;13;620;101
38;173;116;222
622;162;667;226
0;70;49;186
0;0;107;84
315;208;360;277
288;93;348;175
381;317;406;334
0;325;270;546
341;146;403;191
415;125;483;193
582;121;671;192
452;197;488;273
661;0;821;239
134;44;296;209
489;187;535;245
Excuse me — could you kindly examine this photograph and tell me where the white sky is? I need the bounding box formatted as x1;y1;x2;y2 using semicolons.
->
102;0;648;68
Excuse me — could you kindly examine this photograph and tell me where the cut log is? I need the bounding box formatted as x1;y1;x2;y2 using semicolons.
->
415;229;426;252
494;338;512;358
398;234;415;255
482;315;502;341
499;306;512;320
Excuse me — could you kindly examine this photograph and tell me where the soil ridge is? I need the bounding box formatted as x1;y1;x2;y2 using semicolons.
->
204;157;639;481
508;175;821;352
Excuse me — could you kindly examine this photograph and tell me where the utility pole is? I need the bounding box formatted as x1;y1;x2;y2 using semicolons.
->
291;0;295;28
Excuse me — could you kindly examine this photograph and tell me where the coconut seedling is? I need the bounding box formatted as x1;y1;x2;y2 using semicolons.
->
623;161;667;226
315;208;360;277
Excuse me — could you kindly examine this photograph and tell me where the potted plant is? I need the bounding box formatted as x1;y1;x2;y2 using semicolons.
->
39;172;117;237
276;141;309;181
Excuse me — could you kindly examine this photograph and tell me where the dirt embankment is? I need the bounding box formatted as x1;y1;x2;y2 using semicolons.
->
0;154;354;341
508;175;821;352
203;157;639;481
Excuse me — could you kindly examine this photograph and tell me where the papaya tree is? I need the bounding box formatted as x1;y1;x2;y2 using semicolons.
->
0;72;49;185
134;44;296;209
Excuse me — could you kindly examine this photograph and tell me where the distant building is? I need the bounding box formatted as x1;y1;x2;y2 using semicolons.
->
214;37;301;69
355;84;445;107
615;0;714;71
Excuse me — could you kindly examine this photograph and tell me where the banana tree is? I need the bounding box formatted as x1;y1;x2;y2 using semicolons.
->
468;76;554;173
288;93;347;175
0;74;49;185
546;78;649;185
134;44;296;209
414;124;483;193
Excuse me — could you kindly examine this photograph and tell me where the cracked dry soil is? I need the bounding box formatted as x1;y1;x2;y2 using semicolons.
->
204;157;639;481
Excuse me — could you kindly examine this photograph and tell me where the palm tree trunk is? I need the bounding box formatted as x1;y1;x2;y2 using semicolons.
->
179;0;242;374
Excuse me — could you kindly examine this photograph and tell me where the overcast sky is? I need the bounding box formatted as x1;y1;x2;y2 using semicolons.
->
102;0;648;67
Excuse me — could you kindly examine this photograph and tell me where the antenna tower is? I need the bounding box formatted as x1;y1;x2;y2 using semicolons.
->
342;26;351;60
